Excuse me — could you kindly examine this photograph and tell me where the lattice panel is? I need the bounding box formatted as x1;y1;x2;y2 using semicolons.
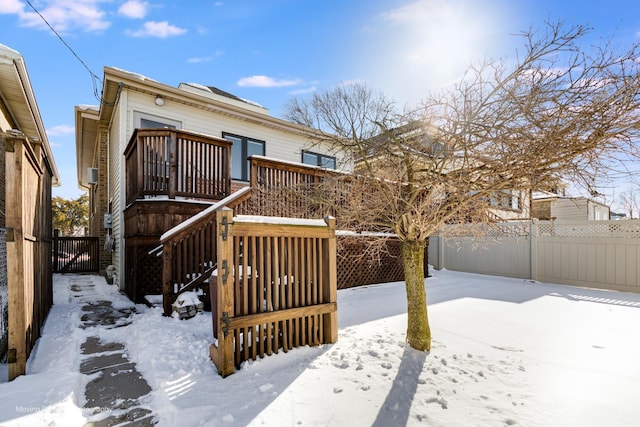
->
126;244;163;302
336;236;405;289
537;221;640;238
437;222;531;240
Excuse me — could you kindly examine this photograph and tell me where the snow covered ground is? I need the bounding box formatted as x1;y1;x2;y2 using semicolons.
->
1;269;639;426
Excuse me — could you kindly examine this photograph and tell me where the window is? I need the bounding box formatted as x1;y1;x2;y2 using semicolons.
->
302;150;336;169
490;190;521;211
223;132;265;181
133;112;181;190
133;111;181;130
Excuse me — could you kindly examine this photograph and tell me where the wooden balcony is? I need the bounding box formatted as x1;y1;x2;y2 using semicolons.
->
124;128;232;206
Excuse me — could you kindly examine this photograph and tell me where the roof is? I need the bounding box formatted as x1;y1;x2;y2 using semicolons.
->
0;44;60;185
532;193;610;209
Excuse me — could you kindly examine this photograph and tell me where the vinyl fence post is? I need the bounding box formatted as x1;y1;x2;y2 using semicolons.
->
530;219;538;281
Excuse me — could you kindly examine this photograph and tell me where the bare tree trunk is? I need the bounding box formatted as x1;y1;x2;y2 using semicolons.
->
402;240;431;352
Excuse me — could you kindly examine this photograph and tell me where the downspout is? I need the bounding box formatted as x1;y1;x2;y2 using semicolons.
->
104;82;123;286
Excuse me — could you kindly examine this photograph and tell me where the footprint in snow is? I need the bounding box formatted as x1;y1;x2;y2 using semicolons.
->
259;383;274;392
425;396;448;410
333;360;350;369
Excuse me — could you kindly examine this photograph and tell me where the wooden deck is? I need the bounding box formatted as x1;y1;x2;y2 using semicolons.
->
123;128;233;302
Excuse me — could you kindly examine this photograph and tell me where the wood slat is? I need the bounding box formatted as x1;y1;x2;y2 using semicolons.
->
227;303;337;330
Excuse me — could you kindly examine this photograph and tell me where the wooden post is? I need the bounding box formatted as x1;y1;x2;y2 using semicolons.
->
210;207;235;377
168;131;177;199
322;216;338;344
224;144;232;197
53;229;59;272
6;136;26;380
162;241;173;317
249;157;258;188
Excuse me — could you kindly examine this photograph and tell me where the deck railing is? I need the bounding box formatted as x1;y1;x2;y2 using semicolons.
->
124;128;232;205
160;187;252;316
248;155;340;218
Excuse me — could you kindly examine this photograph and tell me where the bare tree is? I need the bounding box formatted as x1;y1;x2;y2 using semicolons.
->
617;188;640;219
284;21;640;352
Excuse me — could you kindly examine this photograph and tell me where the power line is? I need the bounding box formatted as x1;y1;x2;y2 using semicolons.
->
24;0;106;103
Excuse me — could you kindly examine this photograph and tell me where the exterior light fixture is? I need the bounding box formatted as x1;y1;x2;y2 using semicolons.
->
155;95;164;106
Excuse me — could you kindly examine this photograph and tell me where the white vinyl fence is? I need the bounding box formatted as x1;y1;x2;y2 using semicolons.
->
429;220;640;294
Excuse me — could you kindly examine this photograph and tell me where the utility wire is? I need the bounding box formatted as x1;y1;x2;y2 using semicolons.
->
24;0;110;104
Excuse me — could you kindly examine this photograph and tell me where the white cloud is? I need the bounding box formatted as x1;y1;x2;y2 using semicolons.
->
128;21;187;38
47;124;75;136
0;0;24;14
118;0;148;19
187;51;223;63
16;0;111;32
237;75;302;88
380;0;450;25
214;2;224;6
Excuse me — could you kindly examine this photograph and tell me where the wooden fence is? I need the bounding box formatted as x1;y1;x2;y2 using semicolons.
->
52;230;99;273
247;157;406;286
210;208;338;377
4;134;54;380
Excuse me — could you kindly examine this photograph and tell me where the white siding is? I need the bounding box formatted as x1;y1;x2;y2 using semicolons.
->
124;91;343;170
550;199;588;221
109;92;125;288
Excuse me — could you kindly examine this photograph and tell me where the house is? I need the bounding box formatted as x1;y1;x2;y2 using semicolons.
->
0;44;60;380
532;191;610;221
75;66;340;302
356;121;531;221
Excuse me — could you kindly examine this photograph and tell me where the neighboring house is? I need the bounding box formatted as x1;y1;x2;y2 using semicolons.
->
610;211;627;220
358;121;531;221
532;191;610;221
0;44;60;380
75;66;340;301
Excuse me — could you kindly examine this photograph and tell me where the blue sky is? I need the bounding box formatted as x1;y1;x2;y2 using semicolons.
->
1;0;640;202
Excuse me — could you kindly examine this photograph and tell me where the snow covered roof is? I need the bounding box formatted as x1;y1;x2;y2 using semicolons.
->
0;43;60;185
178;82;268;114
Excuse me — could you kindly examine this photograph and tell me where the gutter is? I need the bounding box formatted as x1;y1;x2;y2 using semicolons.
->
0;44;61;185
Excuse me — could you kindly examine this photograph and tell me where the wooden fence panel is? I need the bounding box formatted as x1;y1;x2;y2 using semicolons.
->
5;136;53;381
210;209;337;377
